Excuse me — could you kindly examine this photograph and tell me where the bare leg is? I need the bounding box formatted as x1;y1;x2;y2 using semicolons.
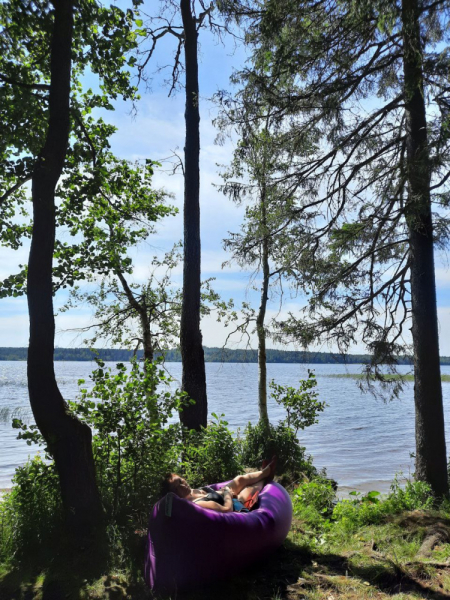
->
237;480;265;504
225;457;276;497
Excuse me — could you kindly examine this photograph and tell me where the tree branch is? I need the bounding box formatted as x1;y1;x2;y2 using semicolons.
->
0;73;50;91
0;176;32;207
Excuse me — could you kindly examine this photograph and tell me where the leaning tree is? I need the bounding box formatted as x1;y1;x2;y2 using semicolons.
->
0;0;139;534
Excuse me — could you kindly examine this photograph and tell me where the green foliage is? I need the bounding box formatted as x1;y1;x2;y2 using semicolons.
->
239;371;324;477
292;478;336;530
56;155;175;285
69;358;185;524
332;479;434;531
0;0;140;282
1;363;249;561
181;414;243;488
294;478;336;514
240;420;316;478
269;370;326;434
0;456;61;561
292;475;434;540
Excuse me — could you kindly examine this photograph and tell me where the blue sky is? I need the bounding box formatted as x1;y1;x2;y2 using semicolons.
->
2;1;450;356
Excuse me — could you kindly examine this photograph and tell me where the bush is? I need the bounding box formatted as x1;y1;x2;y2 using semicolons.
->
294;478;336;514
240;420;317;478
181;413;243;488
291;478;336;530
70;358;185;525
332;478;434;531
0;455;62;561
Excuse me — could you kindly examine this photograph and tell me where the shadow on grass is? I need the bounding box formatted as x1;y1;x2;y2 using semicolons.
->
0;530;153;600
0;541;108;600
176;540;450;600
2;534;450;599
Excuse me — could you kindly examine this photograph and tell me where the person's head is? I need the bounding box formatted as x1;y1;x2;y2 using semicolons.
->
160;473;191;499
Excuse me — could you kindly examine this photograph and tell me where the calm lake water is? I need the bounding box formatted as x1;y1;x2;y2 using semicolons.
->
2;360;450;495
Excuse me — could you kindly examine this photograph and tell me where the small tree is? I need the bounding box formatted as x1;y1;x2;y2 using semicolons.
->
218;106;311;428
58;154;179;366
269;370;325;436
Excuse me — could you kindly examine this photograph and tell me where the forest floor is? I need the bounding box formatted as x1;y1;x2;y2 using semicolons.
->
2;509;450;600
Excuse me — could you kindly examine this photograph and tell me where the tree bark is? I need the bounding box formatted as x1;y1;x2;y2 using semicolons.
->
256;180;270;429
179;0;207;430
27;0;104;538
116;272;154;364
402;0;448;497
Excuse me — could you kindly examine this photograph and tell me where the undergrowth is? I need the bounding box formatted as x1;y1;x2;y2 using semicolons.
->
291;474;437;555
0;361;319;570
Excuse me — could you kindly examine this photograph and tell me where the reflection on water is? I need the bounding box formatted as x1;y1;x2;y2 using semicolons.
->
1;360;449;494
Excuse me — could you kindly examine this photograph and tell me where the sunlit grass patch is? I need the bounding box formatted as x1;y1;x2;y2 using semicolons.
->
431;541;450;561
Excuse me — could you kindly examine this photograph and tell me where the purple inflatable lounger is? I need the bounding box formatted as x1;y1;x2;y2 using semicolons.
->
144;480;293;593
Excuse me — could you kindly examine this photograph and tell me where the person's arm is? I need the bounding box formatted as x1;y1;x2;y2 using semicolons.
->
194;500;233;513
195;486;234;513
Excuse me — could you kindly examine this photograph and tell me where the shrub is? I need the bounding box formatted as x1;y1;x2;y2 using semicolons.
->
181;413;243;488
332;478;434;531
291;478;336;530
294;478;336;514
239;370;325;480
70;358;186;524
386;475;434;513
240;420;317;478
0;455;62;561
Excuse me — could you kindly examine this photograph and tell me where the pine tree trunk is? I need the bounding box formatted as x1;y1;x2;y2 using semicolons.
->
257;183;270;429
402;0;448;497
27;0;104;538
179;0;207;430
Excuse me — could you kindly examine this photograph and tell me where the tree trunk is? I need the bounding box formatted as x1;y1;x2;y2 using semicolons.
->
256;181;270;429
402;0;448;497
27;0;104;538
116;272;154;364
179;0;207;430
142;317;154;365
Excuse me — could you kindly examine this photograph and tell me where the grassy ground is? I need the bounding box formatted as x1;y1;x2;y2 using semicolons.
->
2;508;450;599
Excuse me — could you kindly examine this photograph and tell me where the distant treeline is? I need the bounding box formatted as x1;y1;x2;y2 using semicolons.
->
2;346;450;365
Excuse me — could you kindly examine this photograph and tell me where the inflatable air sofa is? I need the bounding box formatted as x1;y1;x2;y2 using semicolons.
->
144;480;292;592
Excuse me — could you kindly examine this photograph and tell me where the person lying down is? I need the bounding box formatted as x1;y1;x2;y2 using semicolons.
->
161;456;277;513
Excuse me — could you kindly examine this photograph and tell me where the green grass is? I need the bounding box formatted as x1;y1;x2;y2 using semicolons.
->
3;490;450;599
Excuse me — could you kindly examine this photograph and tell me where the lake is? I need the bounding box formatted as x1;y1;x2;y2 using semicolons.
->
2;360;450;495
